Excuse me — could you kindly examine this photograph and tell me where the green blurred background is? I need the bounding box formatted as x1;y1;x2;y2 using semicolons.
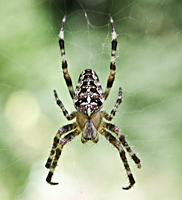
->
1;0;182;199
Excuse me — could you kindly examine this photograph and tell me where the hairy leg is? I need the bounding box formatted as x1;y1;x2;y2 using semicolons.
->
46;129;80;185
104;122;141;168
54;90;77;120
102;87;122;121
45;123;77;169
58;16;75;99
104;17;118;100
99;128;135;190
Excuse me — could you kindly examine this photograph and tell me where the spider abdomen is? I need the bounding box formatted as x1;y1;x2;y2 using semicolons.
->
74;69;104;116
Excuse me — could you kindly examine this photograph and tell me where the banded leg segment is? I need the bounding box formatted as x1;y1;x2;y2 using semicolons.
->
99;128;135;190
58;16;74;99
54;90;77;120
105;123;141;168
102;87;122;121
45;123;77;169
46;129;81;185
104;17;118;100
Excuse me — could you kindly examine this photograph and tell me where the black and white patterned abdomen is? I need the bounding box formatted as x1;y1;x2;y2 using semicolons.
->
74;69;104;116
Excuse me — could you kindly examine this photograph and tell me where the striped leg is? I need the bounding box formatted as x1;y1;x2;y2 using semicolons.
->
45;123;77;169
46;129;81;185
54;90;77;120
58;16;75;99
104;123;141;168
99;128;135;190
102;87;122;121
104;16;117;100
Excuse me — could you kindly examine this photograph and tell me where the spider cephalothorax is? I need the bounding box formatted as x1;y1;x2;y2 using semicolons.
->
45;16;141;190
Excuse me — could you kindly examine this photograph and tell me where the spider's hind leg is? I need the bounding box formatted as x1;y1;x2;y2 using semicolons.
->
105;123;141;168
99;128;135;190
46;129;81;185
45;123;77;169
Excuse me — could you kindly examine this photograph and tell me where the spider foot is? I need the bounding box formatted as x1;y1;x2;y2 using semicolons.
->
131;153;141;168
109;16;115;28
122;184;133;190
61;15;66;31
62;15;66;24
53;89;58;98
49;182;59;186
109;16;117;41
46;171;59;185
58;16;66;39
122;173;135;190
137;163;142;169
53;90;63;105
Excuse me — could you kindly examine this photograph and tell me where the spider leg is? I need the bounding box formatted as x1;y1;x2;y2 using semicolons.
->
104;16;117;100
102;87;122;121
46;129;81;185
104;122;141;168
54;90;77;120
58;16;75;99
45;123;77;169
99;128;135;190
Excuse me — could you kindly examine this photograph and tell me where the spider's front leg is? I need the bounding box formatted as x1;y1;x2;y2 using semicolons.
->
58;16;75;99
46;128;81;185
104;16;117;100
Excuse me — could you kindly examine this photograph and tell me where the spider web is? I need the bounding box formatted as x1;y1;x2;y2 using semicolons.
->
0;0;182;200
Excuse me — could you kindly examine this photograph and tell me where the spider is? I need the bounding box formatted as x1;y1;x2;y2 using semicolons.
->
45;16;141;190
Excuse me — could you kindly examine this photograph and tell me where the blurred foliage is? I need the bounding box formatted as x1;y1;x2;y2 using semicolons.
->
0;0;182;200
